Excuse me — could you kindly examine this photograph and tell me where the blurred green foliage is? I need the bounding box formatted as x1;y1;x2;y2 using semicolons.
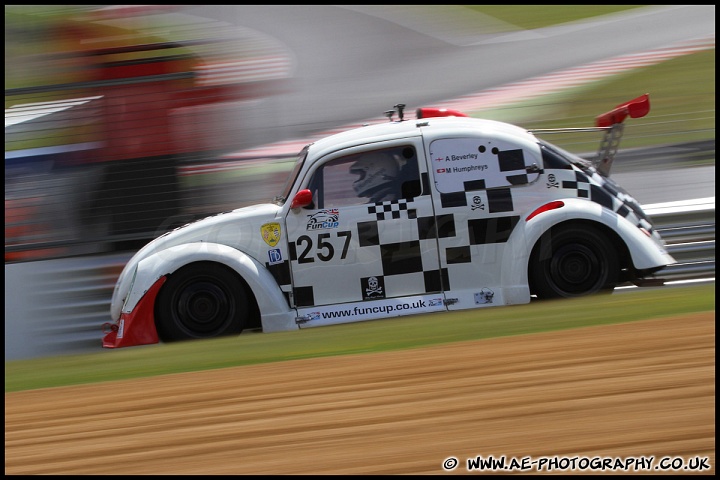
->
465;5;645;31
479;49;715;153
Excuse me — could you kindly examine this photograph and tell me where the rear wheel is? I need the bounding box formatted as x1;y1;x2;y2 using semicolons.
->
529;225;619;299
155;262;248;341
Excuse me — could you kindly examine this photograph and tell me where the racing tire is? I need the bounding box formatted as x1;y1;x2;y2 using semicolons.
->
529;225;619;299
155;262;248;341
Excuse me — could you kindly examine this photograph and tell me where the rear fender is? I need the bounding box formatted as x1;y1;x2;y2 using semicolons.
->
502;198;675;287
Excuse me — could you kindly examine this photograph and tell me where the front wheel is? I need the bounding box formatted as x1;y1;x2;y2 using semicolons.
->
529;225;619;299
155;262;249;341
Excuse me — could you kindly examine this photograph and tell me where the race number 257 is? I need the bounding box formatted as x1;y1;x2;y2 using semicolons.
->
295;231;352;263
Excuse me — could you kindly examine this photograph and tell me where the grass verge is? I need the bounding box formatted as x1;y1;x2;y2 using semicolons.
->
5;284;714;393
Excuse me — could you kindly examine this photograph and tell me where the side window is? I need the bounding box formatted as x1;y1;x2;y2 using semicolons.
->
429;137;536;193
305;146;420;208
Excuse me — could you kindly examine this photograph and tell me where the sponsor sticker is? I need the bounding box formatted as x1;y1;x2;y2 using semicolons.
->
297;294;446;328
306;209;340;230
268;248;283;265
261;223;281;247
474;288;495;304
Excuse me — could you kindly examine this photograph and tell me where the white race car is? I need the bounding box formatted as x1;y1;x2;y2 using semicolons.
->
103;94;675;348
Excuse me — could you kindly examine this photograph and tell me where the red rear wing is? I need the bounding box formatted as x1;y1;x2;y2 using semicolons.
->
595;93;650;127
417;94;650;127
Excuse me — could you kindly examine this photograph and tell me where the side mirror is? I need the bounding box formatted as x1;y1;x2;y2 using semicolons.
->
290;189;313;209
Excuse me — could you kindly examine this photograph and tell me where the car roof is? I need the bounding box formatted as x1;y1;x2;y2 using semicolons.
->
307;116;539;159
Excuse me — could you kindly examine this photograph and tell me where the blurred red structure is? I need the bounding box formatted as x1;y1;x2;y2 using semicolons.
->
5;6;290;261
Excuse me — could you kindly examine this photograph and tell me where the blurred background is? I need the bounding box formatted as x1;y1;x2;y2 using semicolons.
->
4;5;714;359
5;4;294;260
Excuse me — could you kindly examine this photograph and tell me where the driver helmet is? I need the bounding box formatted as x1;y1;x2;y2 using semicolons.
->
350;151;399;198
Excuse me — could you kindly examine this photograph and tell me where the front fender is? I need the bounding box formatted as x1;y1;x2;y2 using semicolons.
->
124;242;298;333
501;198;676;289
103;276;165;348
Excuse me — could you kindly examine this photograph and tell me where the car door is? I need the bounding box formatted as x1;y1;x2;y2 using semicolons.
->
284;139;447;327
423;134;542;309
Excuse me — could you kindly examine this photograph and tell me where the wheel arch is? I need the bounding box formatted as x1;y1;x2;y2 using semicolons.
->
160;260;262;331
500;198;672;293
533;219;632;270
526;219;621;298
125;242;298;333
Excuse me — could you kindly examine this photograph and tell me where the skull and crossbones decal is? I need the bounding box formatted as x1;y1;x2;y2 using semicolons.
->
365;276;384;297
471;196;485;211
547;174;559;188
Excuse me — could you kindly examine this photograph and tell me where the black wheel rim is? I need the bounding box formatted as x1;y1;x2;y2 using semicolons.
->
549;243;605;295
173;279;234;336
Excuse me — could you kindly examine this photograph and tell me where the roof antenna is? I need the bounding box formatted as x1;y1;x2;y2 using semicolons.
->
395;103;405;121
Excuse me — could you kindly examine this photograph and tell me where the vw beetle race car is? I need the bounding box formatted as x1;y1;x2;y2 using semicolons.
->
103;94;675;348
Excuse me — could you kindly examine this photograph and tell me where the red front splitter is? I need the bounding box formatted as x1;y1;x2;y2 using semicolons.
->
103;276;166;348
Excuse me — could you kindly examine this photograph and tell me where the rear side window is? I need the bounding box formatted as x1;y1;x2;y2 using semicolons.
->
429;137;537;193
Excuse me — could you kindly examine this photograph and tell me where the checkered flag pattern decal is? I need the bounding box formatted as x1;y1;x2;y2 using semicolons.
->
367;199;416;220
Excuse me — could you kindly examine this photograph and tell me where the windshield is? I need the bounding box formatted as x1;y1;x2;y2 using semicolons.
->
273;145;310;205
